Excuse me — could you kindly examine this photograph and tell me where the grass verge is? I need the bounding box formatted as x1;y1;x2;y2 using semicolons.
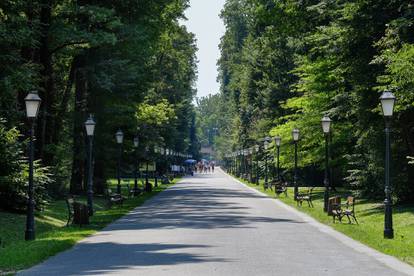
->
234;176;414;266
0;178;178;274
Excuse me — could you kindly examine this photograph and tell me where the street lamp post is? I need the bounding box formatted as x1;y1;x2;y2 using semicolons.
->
233;152;236;175
133;137;139;196
243;149;248;179
154;146;158;188
115;129;124;195
85;115;96;216
321;116;332;212
292;129;300;200
145;146;150;192
239;150;243;177
240;150;244;178
236;151;239;176
240;150;244;177
274;136;281;181
160;147;165;176
249;148;253;182
380;90;396;239
164;148;168;175
233;153;236;175
264;137;270;189
255;145;260;185
24;91;41;241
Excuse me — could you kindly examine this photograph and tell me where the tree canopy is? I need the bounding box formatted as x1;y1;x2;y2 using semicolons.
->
0;0;198;209
203;0;414;202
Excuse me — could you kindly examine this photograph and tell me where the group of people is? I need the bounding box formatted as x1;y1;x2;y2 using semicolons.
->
194;161;215;174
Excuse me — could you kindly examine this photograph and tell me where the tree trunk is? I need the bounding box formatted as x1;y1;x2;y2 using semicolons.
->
52;57;77;147
70;57;88;194
37;0;56;166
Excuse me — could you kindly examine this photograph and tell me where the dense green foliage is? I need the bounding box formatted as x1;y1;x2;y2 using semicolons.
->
0;0;197;210
208;0;414;202
0;120;52;210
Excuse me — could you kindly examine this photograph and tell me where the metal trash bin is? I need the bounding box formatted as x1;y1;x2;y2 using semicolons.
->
73;202;89;225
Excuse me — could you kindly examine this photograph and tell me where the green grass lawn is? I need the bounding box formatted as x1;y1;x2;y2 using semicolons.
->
0;178;178;274
236;177;414;266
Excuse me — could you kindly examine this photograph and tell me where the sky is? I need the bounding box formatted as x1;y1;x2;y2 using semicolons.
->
182;0;226;99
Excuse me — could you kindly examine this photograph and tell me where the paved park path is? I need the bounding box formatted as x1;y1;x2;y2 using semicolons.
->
20;169;414;276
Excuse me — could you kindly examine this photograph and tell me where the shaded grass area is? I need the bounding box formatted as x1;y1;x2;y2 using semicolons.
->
236;176;414;266
0;178;178;274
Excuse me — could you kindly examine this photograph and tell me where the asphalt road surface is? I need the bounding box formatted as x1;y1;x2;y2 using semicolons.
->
19;168;413;276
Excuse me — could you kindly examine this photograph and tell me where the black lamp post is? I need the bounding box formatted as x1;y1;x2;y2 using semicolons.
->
321;116;332;212
255;145;260;185
133;136;139;195
264;137;270;189
115;129;124;195
235;150;238;176
274;136;281;181
166;148;171;175
24;91;41;241
243;149;248;179
380;90;396;239
145;145;150;192
227;153;230;173
160;147;165;176
242;149;248;180
234;151;238;176
232;153;234;174
228;153;231;174
85;115;96;216
240;150;244;177
232;152;236;175
292;129;300;200
154;146;158;187
249;148;253;182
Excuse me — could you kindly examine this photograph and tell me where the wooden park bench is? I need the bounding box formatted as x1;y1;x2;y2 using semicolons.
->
328;196;341;215
273;180;288;197
129;183;143;197
161;175;170;184
106;188;124;207
296;187;314;207
332;196;358;224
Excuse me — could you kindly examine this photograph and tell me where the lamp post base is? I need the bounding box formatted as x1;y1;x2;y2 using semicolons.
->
294;186;298;201
384;200;394;239
87;191;94;216
323;188;329;213
25;230;35;241
384;229;394;239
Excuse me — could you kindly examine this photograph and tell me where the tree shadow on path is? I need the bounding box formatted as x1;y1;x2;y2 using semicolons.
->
20;243;227;276
110;178;304;231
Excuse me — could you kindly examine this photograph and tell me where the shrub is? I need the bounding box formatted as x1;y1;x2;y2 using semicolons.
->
0;119;53;211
